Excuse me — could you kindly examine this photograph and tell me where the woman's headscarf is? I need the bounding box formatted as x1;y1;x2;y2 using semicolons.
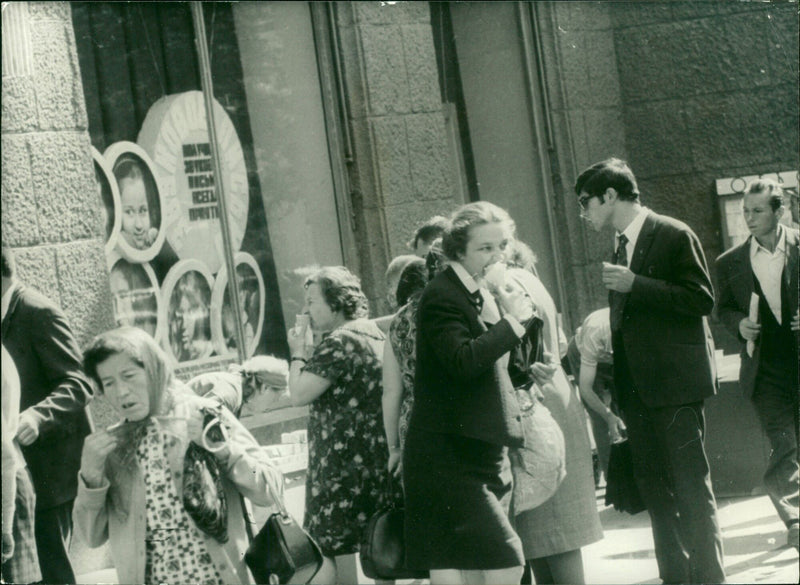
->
84;327;182;471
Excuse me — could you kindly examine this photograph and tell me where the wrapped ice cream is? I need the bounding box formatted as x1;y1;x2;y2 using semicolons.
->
482;262;507;292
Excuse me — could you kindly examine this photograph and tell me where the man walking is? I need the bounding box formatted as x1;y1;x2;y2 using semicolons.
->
575;158;725;583
715;178;799;549
1;246;93;584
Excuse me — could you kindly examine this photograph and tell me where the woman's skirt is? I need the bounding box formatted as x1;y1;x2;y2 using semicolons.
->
403;426;524;570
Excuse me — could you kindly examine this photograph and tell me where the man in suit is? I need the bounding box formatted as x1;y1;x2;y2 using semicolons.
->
715;178;799;550
575;158;725;583
1;246;94;584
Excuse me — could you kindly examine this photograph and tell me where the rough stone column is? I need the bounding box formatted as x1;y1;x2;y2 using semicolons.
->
1;1;113;348
335;1;459;313
534;2;626;328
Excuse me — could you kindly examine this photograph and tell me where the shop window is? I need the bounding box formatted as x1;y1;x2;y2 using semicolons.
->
72;2;351;390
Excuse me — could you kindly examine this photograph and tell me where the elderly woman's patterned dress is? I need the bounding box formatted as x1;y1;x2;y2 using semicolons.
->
302;319;396;556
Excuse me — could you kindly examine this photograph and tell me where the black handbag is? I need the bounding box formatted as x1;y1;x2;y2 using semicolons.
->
360;479;429;581
605;439;646;515
244;478;322;585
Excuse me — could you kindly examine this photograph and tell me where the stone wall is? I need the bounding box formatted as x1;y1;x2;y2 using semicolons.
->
611;1;799;348
2;1;113;348
335;1;459;313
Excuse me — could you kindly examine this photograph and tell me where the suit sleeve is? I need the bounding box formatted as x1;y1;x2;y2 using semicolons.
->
420;292;523;381
23;304;93;436
714;256;747;342
629;226;715;317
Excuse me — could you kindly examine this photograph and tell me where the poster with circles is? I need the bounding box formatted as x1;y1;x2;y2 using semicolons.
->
106;253;163;343
137;90;249;274
161;260;215;363
210;252;266;358
92;146;121;254
103;141;167;263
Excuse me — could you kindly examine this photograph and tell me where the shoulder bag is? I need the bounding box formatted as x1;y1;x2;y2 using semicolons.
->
244;474;323;584
360;476;429;581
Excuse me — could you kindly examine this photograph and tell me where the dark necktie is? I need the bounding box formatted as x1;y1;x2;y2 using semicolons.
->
470;289;484;313
609;234;629;332
615;234;629;266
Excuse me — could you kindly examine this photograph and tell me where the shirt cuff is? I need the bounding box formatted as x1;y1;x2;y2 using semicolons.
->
503;314;527;338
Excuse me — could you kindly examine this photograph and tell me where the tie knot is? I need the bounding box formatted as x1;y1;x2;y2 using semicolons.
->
617;234;628;247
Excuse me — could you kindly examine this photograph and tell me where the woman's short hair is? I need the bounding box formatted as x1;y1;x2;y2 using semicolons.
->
304;266;369;320
395;258;427;306
441;201;515;261
574;157;640;202
745;178;785;211
84;327;174;416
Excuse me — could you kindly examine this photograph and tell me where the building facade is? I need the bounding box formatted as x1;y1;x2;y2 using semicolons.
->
2;0;798;386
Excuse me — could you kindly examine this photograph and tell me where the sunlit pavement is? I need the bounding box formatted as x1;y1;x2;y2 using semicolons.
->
75;487;798;585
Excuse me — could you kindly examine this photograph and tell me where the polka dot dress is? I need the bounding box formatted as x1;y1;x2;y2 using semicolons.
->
136;421;222;585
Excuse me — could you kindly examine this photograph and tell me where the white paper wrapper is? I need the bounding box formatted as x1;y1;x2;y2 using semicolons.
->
483;262;507;290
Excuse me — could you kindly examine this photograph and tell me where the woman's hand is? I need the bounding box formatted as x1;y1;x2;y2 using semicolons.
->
287;325;312;359
606;412;627;443
493;281;535;322
388;447;403;478
530;351;557;386
79;429;118;488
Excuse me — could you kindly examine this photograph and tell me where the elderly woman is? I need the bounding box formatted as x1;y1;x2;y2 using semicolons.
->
287;266;392;584
74;327;282;585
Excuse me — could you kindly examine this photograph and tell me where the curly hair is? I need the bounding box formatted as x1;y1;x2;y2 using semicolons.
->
304;266;369;320
441;201;516;261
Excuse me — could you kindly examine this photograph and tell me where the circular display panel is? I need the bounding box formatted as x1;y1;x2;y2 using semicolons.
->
103;141;167;263
210;252;265;358
92;147;122;254
160;259;215;363
138;90;249;273
106;253;163;344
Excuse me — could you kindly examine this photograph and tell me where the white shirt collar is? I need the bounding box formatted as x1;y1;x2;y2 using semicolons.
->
616;206;649;254
749;225;787;257
1;280;18;323
450;262;480;294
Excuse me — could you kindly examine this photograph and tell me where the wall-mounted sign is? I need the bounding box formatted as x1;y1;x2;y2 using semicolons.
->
103;141;167;263
106;253;163;343
138;91;249;273
716;170;799;249
161;259;215;363
210;252;265;358
92;146;122;255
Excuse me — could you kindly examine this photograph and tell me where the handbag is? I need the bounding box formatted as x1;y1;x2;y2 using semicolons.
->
183;407;229;543
605;439;646;515
509;384;567;514
244;475;322;584
360;478;429;581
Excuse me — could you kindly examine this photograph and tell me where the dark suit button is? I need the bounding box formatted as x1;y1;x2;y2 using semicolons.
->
515;415;521;421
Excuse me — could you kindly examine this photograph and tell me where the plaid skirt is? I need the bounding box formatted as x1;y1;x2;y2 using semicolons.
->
1;467;40;585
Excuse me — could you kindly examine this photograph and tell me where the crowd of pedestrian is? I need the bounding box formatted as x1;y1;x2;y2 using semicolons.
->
1;157;797;585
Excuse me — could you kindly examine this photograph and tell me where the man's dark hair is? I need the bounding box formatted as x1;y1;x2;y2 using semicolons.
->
745;178;784;212
408;215;448;251
574;157;640;202
1;245;15;279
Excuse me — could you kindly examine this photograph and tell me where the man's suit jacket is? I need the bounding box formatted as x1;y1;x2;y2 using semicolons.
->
412;265;537;448
2;284;93;509
613;212;718;407
714;228;799;398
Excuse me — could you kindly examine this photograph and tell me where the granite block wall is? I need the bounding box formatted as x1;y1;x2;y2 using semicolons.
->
1;1;114;412
336;1;459;314
537;1;798;333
